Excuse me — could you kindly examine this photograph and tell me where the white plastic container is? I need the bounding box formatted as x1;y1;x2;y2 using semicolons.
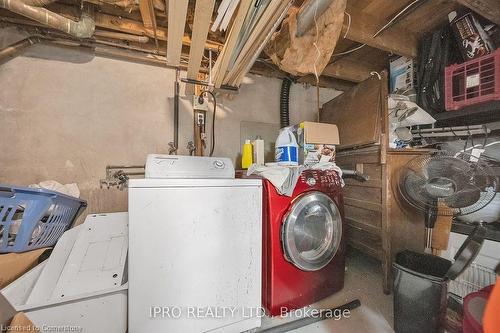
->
252;136;265;165
275;127;298;166
0;213;128;333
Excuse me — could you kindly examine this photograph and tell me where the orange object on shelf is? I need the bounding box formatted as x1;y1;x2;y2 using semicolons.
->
484;277;500;333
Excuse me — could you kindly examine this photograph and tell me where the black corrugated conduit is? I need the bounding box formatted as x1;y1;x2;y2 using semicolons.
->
280;77;292;128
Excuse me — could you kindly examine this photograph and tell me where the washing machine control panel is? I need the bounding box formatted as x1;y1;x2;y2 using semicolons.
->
300;170;341;191
305;177;317;186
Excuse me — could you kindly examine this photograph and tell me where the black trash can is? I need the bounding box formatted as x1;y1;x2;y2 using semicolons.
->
393;250;452;333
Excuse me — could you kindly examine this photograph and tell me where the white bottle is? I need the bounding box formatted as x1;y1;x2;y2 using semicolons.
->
275;127;298;166
252;136;265;166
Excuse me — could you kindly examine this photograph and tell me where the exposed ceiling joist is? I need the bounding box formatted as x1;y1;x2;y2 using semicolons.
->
297;75;355;91
249;60;355;91
341;4;418;58
455;0;500;25
185;0;216;94
166;0;189;65
139;0;155;28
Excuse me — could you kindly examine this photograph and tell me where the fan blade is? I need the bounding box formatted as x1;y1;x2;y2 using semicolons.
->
443;184;481;208
403;171;434;206
425;157;470;183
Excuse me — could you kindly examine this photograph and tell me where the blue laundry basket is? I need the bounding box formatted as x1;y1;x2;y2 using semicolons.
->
0;185;87;253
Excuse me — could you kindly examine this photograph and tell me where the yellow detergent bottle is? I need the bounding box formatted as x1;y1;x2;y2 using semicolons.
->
242;140;253;169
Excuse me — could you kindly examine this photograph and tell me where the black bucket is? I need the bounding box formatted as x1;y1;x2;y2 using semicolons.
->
393;250;452;333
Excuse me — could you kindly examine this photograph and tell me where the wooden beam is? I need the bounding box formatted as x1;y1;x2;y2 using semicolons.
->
249;60;355;91
322;58;377;82
455;0;500;25
139;0;155;28
167;0;189;65
297;75;355;91
213;0;253;88
185;0;216;94
341;4;418;58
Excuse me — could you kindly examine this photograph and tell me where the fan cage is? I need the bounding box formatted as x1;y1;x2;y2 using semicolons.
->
397;152;497;217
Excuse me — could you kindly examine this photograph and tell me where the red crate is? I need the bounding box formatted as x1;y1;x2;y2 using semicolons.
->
445;48;500;111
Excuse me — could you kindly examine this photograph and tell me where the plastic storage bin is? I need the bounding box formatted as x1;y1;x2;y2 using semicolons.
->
445;48;500;111
0;185;86;253
393;250;452;333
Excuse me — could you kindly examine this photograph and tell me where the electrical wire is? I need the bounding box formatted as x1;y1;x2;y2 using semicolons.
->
343;11;351;38
330;43;366;57
332;2;422;58
201;90;218;157
372;0;423;38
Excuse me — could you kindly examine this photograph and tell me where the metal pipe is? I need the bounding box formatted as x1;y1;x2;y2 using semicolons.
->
0;36;39;63
172;68;180;154
180;78;239;92
296;0;335;37
0;0;95;38
106;165;144;170
94;30;149;44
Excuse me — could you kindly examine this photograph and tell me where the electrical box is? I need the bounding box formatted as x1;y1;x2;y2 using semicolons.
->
193;95;209;111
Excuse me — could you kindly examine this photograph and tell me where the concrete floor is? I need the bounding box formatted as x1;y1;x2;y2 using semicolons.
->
258;248;394;332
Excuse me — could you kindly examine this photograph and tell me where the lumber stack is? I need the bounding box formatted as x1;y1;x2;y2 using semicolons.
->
212;0;294;88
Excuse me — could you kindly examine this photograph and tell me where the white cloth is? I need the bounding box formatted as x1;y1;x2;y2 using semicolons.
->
29;180;80;198
247;160;344;196
247;163;304;196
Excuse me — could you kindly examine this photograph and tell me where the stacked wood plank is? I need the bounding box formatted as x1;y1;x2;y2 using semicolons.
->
166;0;189;66
212;0;294;88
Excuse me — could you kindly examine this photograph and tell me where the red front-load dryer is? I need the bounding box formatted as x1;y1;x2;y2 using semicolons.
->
262;169;346;316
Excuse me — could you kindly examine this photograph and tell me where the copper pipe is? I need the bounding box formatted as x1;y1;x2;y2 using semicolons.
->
0;36;39;63
94;30;149;43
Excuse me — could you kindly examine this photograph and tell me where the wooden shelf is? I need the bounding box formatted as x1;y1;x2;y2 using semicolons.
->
387;148;436;154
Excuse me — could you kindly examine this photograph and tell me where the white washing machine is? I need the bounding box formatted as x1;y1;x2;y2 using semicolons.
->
128;155;263;332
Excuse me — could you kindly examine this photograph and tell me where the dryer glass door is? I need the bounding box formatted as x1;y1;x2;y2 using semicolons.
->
282;191;342;271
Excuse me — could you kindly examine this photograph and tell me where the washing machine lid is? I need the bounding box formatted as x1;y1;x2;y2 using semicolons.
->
282;191;342;271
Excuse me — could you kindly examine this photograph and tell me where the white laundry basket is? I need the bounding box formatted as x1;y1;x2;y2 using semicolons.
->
0;213;128;333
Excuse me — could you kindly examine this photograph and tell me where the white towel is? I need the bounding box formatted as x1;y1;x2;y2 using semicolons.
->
247;160;344;196
247;163;304;196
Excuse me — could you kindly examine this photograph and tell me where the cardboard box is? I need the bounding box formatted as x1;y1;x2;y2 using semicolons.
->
0;248;49;289
7;313;38;333
389;56;416;93
291;122;340;166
